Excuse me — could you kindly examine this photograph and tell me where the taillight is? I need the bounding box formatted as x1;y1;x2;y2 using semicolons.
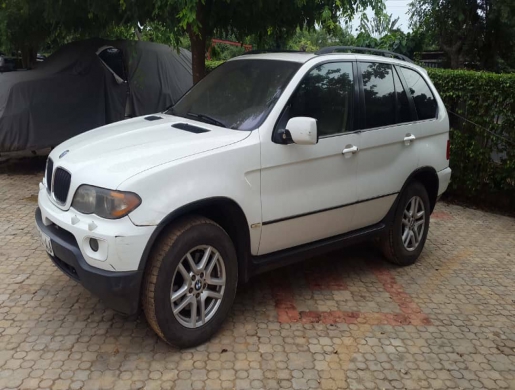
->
446;139;450;160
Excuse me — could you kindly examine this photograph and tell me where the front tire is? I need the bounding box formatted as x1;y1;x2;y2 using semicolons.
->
142;216;238;348
380;182;430;266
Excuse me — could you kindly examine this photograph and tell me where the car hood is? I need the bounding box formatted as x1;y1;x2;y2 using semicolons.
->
49;115;251;189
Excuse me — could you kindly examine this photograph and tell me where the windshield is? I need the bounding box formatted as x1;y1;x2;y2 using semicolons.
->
166;59;301;130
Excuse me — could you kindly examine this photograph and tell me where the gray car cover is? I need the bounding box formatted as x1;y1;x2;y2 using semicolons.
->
0;39;192;152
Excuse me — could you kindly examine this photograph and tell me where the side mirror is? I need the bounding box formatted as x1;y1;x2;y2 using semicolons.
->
284;117;318;145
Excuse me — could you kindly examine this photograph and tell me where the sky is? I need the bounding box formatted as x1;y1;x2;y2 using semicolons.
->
349;0;412;34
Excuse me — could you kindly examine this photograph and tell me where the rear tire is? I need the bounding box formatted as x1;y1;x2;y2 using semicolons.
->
142;216;238;348
380;182;430;266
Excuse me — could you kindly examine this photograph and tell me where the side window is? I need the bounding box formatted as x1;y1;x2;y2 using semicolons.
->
400;67;437;120
286;62;354;137
361;62;396;128
393;67;411;124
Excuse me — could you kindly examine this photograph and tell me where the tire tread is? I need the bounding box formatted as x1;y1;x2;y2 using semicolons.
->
141;216;220;345
380;181;429;266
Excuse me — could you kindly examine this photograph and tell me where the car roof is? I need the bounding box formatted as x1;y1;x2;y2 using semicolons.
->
230;52;317;63
230;51;427;74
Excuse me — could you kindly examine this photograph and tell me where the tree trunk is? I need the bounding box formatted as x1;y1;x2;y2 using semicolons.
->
442;41;464;69
21;46;37;69
189;0;207;84
449;53;461;69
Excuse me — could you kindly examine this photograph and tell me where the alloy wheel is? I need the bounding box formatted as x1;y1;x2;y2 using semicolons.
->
401;195;426;252
170;245;226;328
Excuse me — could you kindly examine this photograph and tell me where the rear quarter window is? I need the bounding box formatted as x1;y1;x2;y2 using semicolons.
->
400;67;438;120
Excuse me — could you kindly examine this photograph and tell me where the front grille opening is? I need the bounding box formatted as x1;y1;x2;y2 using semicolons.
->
46;158;54;193
53;168;71;204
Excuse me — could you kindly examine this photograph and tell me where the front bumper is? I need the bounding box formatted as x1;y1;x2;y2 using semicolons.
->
36;208;142;315
38;185;154;272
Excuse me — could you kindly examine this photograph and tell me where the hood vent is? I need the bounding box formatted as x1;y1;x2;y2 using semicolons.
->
172;123;210;134
144;115;163;121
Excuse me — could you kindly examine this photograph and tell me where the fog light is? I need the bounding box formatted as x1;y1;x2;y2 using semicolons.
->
89;238;99;252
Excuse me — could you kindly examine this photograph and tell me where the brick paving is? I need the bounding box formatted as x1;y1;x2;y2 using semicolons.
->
1;167;515;389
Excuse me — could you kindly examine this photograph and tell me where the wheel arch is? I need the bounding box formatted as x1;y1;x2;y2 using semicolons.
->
138;197;252;284
383;166;439;227
406;167;439;213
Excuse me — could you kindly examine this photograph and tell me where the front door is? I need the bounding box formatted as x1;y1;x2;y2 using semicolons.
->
259;61;360;255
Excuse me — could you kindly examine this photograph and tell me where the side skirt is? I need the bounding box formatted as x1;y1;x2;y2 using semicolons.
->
247;222;387;278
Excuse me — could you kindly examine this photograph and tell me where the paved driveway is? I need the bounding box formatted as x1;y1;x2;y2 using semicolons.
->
1;169;515;390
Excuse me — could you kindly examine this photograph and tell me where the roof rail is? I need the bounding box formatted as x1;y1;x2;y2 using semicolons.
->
241;49;306;56
316;46;413;63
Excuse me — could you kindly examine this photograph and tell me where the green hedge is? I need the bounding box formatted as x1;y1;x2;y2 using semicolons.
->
427;69;515;212
206;60;224;73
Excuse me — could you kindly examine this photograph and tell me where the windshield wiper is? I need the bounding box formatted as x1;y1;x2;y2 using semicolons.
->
187;112;227;128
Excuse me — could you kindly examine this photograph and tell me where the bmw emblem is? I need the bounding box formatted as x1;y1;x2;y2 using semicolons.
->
59;150;69;159
195;280;202;291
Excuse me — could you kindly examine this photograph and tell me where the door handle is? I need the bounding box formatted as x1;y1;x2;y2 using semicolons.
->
404;134;416;145
342;145;359;158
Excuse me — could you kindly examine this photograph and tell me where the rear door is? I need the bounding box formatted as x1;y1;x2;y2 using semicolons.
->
353;61;419;228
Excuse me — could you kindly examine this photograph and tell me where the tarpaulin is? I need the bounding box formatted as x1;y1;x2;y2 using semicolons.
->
0;38;192;152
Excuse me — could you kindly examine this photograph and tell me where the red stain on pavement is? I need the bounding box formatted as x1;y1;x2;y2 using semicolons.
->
431;211;453;220
271;263;432;326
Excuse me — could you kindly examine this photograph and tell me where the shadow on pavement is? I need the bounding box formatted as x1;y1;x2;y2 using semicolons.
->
0;150;49;175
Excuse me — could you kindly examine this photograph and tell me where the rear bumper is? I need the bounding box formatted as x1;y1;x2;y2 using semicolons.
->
437;167;452;196
36;208;142;315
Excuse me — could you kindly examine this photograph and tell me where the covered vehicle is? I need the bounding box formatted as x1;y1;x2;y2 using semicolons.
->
0;39;192;152
0;52;16;72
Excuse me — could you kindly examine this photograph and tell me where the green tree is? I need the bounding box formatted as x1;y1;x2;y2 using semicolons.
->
409;0;515;71
2;0;385;80
152;0;384;83
0;0;50;68
358;11;400;39
479;0;515;72
286;25;355;52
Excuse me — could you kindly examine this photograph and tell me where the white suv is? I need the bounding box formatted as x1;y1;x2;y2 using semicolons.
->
36;47;451;347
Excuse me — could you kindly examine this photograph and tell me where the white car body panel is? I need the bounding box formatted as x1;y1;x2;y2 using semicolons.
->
258;131;360;254
48;115;251;210
120;129;263;255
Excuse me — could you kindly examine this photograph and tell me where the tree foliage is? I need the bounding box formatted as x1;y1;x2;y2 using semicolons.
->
0;0;50;67
151;0;385;82
409;0;515;71
2;0;386;79
286;25;355;52
358;11;400;39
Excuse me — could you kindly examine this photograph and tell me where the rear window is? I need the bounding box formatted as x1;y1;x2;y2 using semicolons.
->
400;67;437;120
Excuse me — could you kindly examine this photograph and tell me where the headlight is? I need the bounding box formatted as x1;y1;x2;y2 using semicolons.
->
72;185;141;219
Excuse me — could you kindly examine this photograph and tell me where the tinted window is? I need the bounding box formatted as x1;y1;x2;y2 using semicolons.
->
361;62;395;128
393;67;411;124
286;62;354;137
169;60;300;130
400;67;437;120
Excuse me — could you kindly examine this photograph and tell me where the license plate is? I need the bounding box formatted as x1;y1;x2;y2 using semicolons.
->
38;228;54;256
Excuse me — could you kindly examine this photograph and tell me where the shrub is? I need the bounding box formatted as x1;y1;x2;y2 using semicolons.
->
427;69;515;212
205;60;224;74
